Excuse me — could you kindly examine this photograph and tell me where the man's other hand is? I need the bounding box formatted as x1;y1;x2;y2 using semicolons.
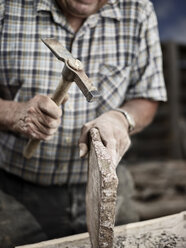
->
79;110;131;167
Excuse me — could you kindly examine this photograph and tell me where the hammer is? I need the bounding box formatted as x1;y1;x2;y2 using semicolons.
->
23;38;100;159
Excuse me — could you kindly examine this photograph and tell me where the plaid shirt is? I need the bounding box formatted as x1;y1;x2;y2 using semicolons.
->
0;0;166;185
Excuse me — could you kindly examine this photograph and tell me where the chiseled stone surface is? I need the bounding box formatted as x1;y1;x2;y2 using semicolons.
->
86;128;118;248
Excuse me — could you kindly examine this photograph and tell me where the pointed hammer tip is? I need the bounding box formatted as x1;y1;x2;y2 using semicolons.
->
87;90;101;102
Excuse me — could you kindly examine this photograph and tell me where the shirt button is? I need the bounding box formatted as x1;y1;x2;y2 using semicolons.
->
68;103;73;110
65;137;71;144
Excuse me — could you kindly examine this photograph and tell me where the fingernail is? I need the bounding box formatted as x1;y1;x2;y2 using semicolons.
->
79;143;87;158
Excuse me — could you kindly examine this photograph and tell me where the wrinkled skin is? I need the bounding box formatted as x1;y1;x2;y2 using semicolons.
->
79;99;158;166
79;110;131;167
8;95;64;140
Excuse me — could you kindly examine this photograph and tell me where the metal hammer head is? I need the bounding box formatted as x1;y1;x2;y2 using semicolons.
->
42;38;100;102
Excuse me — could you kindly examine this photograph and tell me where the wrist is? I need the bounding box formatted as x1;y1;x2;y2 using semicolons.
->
113;108;135;134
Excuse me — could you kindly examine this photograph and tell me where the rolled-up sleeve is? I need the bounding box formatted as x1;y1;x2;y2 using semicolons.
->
125;3;167;102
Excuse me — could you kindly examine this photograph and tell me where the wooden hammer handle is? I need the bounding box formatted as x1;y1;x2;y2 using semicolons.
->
23;77;72;159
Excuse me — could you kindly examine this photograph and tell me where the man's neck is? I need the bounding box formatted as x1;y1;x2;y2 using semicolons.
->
66;15;85;32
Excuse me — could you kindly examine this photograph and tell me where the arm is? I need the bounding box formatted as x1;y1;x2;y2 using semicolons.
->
79;98;158;166
0;95;63;140
118;98;158;135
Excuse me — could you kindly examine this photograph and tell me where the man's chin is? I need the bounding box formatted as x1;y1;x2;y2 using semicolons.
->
67;4;97;18
56;0;108;19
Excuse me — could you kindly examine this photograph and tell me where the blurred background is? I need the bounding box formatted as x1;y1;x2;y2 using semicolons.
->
123;0;186;222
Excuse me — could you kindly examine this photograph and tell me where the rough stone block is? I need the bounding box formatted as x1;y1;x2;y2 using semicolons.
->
86;128;118;248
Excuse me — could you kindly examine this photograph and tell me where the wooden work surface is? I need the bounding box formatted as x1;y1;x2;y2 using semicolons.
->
16;211;186;248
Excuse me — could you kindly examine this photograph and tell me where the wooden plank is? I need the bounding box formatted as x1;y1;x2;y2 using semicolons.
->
86;128;118;248
16;211;186;248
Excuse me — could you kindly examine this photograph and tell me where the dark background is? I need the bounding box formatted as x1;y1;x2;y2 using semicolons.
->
152;0;186;44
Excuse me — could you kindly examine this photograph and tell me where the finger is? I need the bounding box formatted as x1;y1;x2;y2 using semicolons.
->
28;106;61;129
79;122;93;157
79;143;88;158
106;138;118;166
119;134;131;157
31;128;54;140
37;114;61;129
38;96;62;119
25;114;58;139
96;127;111;147
32;117;58;136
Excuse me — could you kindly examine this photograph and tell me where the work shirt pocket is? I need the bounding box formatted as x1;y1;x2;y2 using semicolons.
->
96;63;131;115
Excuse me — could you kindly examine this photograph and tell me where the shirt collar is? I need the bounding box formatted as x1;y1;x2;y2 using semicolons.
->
36;0;121;20
35;0;121;32
100;0;121;21
36;0;52;12
35;0;67;27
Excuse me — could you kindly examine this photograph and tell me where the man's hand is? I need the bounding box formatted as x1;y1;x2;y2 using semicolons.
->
79;110;131;167
7;95;64;140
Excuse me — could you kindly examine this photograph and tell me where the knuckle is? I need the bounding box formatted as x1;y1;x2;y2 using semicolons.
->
48;119;58;128
39;95;51;109
28;106;36;114
82;122;91;132
111;137;117;145
26;127;36;138
126;136;131;147
122;137;131;152
37;134;45;140
44;96;52;106
26;122;33;130
57;118;61;125
34;94;41;100
58;107;62;117
42;133;53;141
45;135;53;141
108;137;116;147
48;128;56;135
32;94;43;105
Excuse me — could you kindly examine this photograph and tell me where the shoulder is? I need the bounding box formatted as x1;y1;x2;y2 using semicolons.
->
1;0;36;16
118;0;155;22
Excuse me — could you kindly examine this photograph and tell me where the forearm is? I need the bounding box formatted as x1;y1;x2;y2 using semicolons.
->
0;98;18;131
119;98;159;135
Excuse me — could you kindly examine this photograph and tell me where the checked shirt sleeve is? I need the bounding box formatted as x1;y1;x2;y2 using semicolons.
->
125;3;167;102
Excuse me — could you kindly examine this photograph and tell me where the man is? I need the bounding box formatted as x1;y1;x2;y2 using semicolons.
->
0;0;167;247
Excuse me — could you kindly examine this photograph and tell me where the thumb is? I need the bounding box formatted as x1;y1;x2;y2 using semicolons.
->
79;143;88;158
79;123;91;158
106;141;118;168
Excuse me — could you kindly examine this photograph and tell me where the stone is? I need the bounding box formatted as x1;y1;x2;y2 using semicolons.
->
86;128;118;248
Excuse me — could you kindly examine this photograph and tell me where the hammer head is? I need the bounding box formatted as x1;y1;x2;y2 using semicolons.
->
42;38;100;102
